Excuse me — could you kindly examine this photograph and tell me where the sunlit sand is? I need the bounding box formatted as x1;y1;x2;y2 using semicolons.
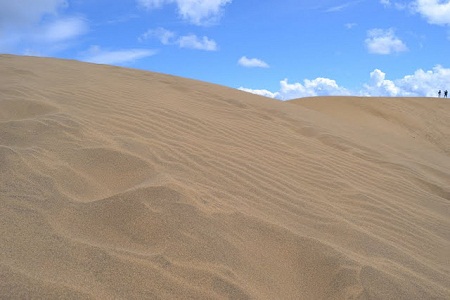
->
1;55;449;299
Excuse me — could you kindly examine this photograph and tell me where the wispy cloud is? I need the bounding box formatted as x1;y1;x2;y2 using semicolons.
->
106;14;139;25
365;28;408;55
325;0;362;12
38;17;88;43
178;34;217;50
238;56;269;68
140;27;218;51
345;23;357;29
137;0;232;26
0;0;65;30
0;0;88;55
140;27;175;44
80;46;157;65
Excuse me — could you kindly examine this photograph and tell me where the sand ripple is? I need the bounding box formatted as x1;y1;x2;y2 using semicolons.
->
1;55;449;299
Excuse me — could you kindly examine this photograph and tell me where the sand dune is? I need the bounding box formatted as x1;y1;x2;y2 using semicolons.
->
1;54;449;299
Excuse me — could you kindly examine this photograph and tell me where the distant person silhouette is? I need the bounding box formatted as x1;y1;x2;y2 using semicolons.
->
445;90;448;98
438;90;441;97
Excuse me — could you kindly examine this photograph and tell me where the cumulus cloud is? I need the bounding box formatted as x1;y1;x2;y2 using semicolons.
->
238;87;278;98
140;27;218;50
137;0;232;25
365;28;408;55
361;69;400;96
80;46;157;65
413;0;450;25
382;0;450;26
362;65;450;97
239;66;450;100
238;56;269;68
240;78;350;100
277;78;350;99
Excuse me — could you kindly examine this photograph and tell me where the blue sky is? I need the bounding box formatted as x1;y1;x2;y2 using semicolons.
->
1;0;450;99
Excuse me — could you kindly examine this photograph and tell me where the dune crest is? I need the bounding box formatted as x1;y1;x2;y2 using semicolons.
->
1;55;449;299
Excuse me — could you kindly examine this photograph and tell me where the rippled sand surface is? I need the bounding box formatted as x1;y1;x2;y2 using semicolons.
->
1;55;449;299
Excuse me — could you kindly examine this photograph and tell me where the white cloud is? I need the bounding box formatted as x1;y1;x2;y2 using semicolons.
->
325;1;361;12
80;46;157;65
345;23;357;29
137;0;232;25
39;17;88;43
379;0;410;10
140;27;218;51
240;78;350;100
239;66;450;100
176;0;232;25
0;0;88;55
382;1;450;26
361;69;400;96
140;27;176;44
362;65;450;97
0;0;66;30
238;87;278;98
178;34;217;50
137;0;167;9
238;56;269;68
365;28;408;55
413;0;450;25
278;78;350;99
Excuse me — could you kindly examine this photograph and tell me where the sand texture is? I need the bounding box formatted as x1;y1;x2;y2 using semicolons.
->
1;55;449;299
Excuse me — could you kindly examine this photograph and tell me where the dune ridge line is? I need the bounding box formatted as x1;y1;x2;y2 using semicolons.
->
1;54;449;299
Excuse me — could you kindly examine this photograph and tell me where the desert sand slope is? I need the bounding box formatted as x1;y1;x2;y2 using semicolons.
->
0;55;449;299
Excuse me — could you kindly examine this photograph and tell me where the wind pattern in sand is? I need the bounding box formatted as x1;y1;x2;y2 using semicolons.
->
1;55;449;299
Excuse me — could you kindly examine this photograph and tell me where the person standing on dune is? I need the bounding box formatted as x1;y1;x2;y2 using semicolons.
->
438;90;441;97
445;90;448;98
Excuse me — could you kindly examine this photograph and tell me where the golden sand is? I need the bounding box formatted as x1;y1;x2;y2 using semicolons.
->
1;55;449;299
